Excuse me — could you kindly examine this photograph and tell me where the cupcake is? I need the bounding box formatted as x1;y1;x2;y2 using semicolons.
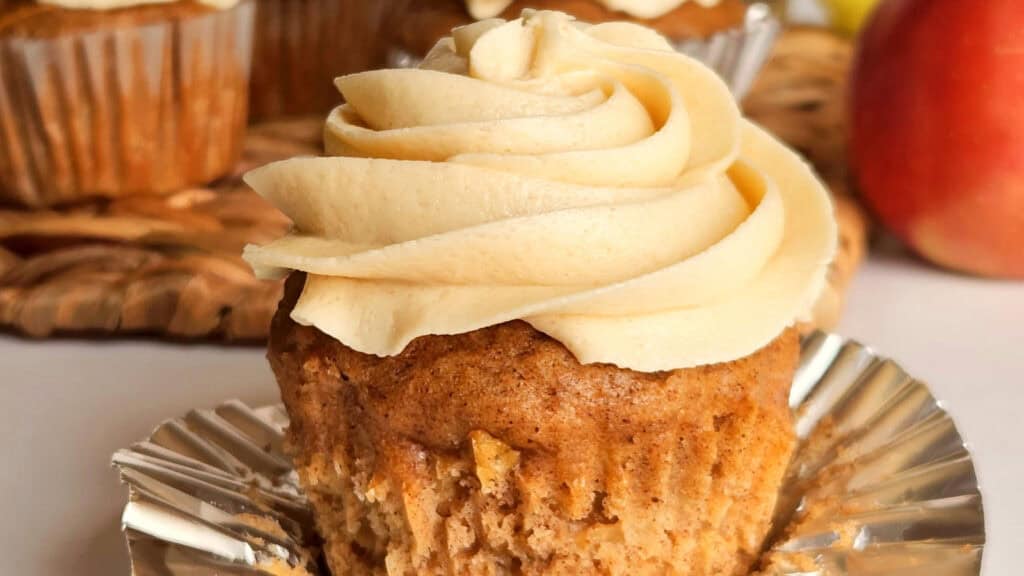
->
0;0;255;207
248;0;388;120
247;11;836;575
387;0;749;64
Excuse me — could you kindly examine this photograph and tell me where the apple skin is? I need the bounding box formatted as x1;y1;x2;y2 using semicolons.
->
849;0;1024;278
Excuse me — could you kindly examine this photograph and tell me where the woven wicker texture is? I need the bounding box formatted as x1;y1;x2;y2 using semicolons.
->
0;119;319;340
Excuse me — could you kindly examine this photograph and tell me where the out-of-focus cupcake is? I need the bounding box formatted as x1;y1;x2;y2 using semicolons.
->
248;0;388;120
0;0;255;208
247;11;836;575
388;0;749;64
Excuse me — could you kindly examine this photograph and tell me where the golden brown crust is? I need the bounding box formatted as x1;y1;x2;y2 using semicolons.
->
271;273;797;575
391;0;748;58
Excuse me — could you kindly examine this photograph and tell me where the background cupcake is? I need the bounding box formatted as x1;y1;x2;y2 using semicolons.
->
387;0;750;64
248;0;389;120
0;0;255;207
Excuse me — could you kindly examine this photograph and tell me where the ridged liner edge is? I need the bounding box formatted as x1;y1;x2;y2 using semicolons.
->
112;332;985;575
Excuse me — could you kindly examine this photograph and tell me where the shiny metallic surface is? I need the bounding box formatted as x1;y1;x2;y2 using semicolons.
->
672;2;780;99
113;403;319;575
761;332;985;575
113;332;984;575
385;3;780;100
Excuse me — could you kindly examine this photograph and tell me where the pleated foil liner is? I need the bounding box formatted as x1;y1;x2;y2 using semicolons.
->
112;332;985;575
385;2;779;101
0;1;255;208
113;400;320;576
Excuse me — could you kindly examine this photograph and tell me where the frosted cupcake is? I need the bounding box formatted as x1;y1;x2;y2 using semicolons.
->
387;0;748;65
247;11;836;575
0;0;254;207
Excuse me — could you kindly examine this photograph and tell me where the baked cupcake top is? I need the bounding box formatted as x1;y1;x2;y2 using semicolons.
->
469;0;723;20
245;10;836;372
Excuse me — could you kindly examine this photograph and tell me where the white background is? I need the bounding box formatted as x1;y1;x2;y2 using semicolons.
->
1;244;1022;575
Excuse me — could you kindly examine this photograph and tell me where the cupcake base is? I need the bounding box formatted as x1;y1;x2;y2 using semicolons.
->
270;274;797;575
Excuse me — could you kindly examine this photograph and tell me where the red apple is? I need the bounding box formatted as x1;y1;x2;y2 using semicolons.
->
849;0;1024;277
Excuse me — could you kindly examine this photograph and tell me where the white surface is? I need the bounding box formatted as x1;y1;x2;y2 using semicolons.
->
1;247;1022;575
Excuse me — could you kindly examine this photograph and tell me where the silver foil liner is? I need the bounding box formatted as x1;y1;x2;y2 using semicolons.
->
759;332;985;575
113;332;985;575
385;2;780;100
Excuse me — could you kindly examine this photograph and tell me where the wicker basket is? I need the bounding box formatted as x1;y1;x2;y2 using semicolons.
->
745;26;867;331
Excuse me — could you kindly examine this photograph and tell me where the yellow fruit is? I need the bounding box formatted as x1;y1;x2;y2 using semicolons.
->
823;0;883;35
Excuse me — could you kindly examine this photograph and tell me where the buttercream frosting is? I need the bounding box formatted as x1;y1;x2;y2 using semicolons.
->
244;11;836;372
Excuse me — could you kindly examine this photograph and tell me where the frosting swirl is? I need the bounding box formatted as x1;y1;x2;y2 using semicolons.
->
466;0;723;20
38;0;237;9
244;11;836;372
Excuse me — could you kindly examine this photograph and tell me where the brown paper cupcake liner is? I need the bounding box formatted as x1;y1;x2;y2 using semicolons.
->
112;332;985;575
249;0;389;120
0;1;255;208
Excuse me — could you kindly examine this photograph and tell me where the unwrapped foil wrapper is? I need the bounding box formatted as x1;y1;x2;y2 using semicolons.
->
386;2;780;100
113;332;985;575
